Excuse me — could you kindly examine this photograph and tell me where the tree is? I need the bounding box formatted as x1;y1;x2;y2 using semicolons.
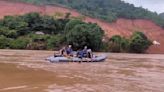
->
47;34;64;50
0;27;18;38
22;12;42;32
22;13;69;34
65;23;104;51
2;16;28;30
0;35;11;49
64;19;84;32
9;37;30;49
108;35;129;52
129;32;152;53
159;12;164;19
38;15;58;34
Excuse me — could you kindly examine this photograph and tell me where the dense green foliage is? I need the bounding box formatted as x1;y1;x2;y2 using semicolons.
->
0;12;151;53
107;32;152;53
0;13;104;51
129;32;152;53
9;37;30;49
16;0;164;27
65;21;104;50
0;35;11;49
159;13;164;19
108;35;129;52
47;34;64;50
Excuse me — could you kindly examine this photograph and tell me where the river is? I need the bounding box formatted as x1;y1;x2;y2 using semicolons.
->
0;49;164;92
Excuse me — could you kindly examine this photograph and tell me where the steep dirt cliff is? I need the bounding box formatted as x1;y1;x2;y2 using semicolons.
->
0;0;163;53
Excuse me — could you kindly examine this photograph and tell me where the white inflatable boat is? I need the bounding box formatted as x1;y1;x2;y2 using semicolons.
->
46;54;107;63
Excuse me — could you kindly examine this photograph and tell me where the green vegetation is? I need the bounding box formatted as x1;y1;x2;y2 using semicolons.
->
159;13;164;19
65;22;104;51
0;35;11;49
107;32;152;53
0;13;104;51
47;34;64;50
108;35;129;53
16;0;164;27
0;13;151;53
9;37;30;49
129;32;152;53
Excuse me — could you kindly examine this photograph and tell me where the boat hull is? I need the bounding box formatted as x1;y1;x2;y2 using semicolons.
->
46;54;107;63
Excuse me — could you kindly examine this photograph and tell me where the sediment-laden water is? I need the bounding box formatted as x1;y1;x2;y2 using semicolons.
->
0;50;164;92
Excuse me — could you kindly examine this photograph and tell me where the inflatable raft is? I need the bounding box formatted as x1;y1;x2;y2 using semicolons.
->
46;54;107;63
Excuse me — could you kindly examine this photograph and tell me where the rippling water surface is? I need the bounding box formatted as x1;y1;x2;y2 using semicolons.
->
0;50;164;92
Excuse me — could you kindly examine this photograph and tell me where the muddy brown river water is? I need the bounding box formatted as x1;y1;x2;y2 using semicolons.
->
0;50;164;92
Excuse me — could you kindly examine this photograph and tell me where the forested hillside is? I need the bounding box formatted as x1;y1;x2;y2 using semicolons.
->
15;0;164;27
159;13;164;19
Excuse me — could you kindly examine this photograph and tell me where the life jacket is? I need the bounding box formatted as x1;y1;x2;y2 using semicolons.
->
66;48;73;54
77;50;84;58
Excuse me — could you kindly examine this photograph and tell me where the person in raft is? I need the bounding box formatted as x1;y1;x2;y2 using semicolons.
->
54;46;66;57
66;45;73;56
87;49;93;58
82;46;93;58
82;46;88;58
77;48;84;59
59;46;67;56
77;46;93;59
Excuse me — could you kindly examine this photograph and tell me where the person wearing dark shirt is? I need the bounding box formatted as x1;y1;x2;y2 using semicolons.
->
66;45;73;56
83;46;88;58
77;49;84;59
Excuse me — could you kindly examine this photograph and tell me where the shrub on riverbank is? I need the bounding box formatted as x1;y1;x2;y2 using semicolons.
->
129;32;152;53
107;32;152;53
9;38;30;49
108;35;129;52
65;21;104;51
47;34;64;50
0;35;11;49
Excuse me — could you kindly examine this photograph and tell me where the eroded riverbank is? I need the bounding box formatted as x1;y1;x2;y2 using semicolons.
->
0;49;164;92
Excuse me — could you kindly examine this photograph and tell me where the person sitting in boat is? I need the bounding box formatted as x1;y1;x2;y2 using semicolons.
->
87;49;93;58
66;45;73;56
54;46;66;57
77;48;84;59
59;46;67;56
82;46;88;58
